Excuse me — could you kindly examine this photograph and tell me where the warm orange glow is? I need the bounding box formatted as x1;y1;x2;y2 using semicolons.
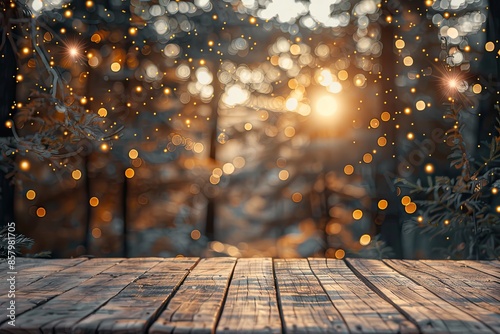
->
378;199;388;210
352;209;363;220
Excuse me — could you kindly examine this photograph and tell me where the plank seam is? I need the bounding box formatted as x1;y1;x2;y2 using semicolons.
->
461;262;500;279
142;258;201;334
272;258;287;334
344;259;423;334
383;260;500;333
213;258;238;334
307;258;351;333
69;259;165;332
0;258;112;326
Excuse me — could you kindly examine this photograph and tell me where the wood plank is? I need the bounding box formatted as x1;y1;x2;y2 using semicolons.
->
458;261;500;279
0;258;87;292
421;260;499;303
0;258;123;325
149;257;236;334
309;258;417;334
385;259;500;333
422;260;499;283
217;258;282;334
274;258;349;334
346;258;493;334
72;258;198;334
1;258;162;334
0;258;76;277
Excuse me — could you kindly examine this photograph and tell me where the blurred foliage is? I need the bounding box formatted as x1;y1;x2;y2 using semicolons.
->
0;226;50;257
397;103;500;260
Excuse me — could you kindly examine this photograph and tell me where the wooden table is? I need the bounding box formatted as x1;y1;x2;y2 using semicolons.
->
0;257;498;333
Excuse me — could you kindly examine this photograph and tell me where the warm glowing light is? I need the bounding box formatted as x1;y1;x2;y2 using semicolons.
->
314;94;338;117
89;197;99;207
472;84;482;94
292;192;302;203
338;70;348;81
352;209;363;220
125;168;135;178
279;170;289;181
26;190;36;200
425;163;434;173
36;207;46;217
378;199;388;210
492;188;498;195
370;118;380;129
285;97;299;111
111;62;121;72
100;143;109;152
407;132;414;140
72;170;82;180
129;149;139;159
223;163;235;174
403;56;414;66
405;202;417;214
327;222;342;235
211;241;224;252
377;137;387;147
92;228;102;238
98;108;107;117
363;153;373;163
191;230;201;240
395;39;405;49
5;120;13;129
19;160;30;171
381;111;391;121
335;249;345;259
359;234;371;246
485;41;495;52
401;196;411;206
284;126;295;137
344;165;354;175
416;100;426;111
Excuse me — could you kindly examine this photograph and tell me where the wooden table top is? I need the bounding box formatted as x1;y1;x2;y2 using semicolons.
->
0;257;498;333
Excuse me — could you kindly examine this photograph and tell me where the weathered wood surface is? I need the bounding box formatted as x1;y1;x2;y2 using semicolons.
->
1;258;498;334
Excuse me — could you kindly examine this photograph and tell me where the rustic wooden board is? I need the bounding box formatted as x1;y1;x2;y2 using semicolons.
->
72;258;198;334
421;260;499;283
421;260;499;303
0;258;87;293
274;259;349;334
385;259;500;333
149;257;236;334
458;260;500;279
347;258;494;334
0;258;77;277
0;258;123;324
1;258;162;334
217;258;282;334
309;258;417;334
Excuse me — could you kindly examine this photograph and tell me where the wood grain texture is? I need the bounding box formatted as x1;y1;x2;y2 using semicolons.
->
2;258;162;334
149;257;237;334
385;259;500;333
274;259;349;334
309;258;417;334
458;260;500;279
0;258;122;325
347;258;493;334
217;258;282;334
0;258;87;291
421;260;499;305
73;258;198;334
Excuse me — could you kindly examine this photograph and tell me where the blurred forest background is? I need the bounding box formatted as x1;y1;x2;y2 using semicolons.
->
1;0;499;259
